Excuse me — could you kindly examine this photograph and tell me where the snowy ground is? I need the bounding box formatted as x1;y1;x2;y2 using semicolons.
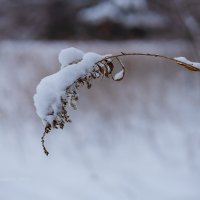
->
0;40;200;200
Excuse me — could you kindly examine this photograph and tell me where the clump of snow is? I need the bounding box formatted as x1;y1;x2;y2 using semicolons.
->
113;69;124;81
58;47;84;69
174;57;200;68
34;48;109;124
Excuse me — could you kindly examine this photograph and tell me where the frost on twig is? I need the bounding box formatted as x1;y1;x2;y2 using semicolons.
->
34;47;200;155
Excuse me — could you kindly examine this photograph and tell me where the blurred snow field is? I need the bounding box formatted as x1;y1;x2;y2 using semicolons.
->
0;40;200;200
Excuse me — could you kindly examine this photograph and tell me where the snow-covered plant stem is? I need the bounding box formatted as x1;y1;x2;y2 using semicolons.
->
34;47;200;156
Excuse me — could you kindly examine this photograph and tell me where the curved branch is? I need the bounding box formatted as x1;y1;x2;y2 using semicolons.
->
39;51;200;155
96;52;200;72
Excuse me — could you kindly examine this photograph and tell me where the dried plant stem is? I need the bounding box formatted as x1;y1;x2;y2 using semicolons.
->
41;132;49;156
116;57;125;71
97;52;200;72
41;51;200;156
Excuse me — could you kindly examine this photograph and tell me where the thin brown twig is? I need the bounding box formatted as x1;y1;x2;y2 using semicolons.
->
41;132;49;156
41;51;200;156
96;52;200;72
116;57;125;70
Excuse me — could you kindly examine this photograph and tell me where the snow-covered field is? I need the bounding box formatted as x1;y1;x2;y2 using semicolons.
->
0;40;200;200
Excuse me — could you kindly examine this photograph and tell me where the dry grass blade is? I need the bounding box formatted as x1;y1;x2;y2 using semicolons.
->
175;61;200;71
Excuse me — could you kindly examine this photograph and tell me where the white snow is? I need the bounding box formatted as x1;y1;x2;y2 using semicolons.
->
113;69;124;81
34;48;109;123
58;47;84;69
174;57;200;68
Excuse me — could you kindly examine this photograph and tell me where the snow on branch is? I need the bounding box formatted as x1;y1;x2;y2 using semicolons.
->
34;47;200;155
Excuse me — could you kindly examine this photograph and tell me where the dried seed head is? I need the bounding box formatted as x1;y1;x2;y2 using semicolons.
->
40;54;127;155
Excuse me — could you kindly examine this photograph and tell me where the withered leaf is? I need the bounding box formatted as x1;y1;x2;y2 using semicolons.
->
106;61;114;73
176;61;200;72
